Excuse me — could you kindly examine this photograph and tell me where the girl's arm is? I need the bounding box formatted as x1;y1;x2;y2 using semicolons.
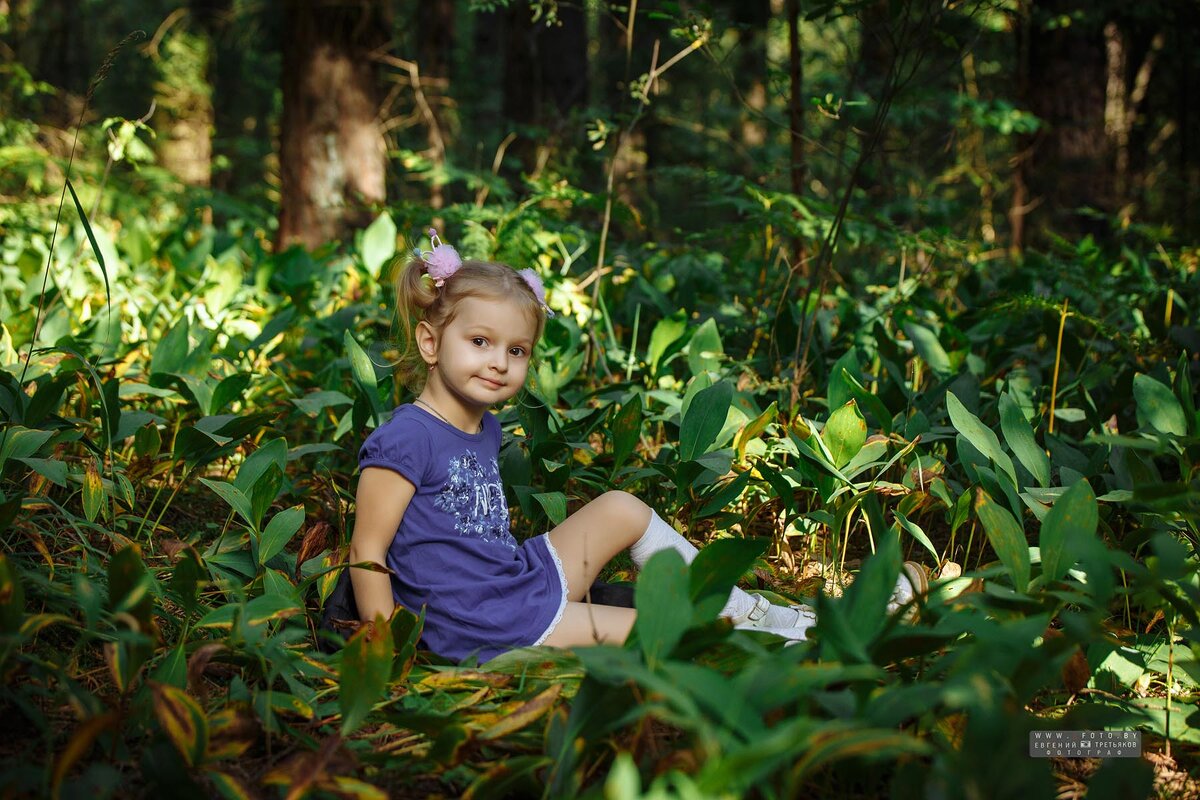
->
348;466;417;623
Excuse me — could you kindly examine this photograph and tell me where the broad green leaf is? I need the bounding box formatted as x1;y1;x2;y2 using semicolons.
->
635;550;692;668
340;615;395;734
150;681;208;768
695;469;753;518
974;489;1031;591
611;395;643;469
233;438;288;496
242;593;302;625
999;391;1050;488
946;392;1017;488
199;478;256;530
0;426;54;470
248;463;284;531
359;212;396;278
679;372;712;422
688;537;767;622
734;401;777;465
814;592;870;664
1133;373;1187;436
902;322;952;376
838;369;893;435
686;317;723;376
171;373;214;416
211;373;251;415
82;459;104;522
151;316;190;376
1039;479;1097;585
291;390;354;417
647;310;687;376
824;401;866;469
14;457;68;487
827;350;861;411
533;491;568;525
843;522;902;642
258;505;305;566
344;330;385;427
679;380;733;461
108;545;155;627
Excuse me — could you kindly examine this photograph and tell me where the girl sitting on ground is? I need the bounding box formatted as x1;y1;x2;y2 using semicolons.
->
348;230;927;661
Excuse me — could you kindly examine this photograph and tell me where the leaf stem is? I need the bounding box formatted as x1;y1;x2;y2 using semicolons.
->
1048;299;1069;435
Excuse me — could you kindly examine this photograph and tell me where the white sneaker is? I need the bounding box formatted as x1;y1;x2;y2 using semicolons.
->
733;595;817;641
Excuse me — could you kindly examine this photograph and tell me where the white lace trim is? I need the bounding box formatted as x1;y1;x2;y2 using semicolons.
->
532;533;569;646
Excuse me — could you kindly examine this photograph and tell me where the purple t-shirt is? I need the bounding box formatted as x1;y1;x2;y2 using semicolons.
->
358;404;567;661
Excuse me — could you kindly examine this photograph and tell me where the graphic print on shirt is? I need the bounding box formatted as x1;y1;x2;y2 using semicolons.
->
434;450;515;548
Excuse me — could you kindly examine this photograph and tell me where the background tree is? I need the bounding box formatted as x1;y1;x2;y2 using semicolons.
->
276;0;389;250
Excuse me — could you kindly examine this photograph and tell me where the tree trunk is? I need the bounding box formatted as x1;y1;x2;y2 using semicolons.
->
152;3;217;188
277;0;389;251
1023;0;1112;239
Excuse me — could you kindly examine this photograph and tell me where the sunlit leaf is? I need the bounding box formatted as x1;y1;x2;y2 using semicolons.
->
360;212;397;278
611;394;643;470
259;505;305;565
1039;479;1097;585
199;478;256;531
647;310;688;376
340;615;395;735
478;683;562;740
824;401;867;469
1000;391;1050;488
532;491;567;525
947;392;1017;488
679;380;732;461
1133;373;1187;436
150;681;209;767
902;321;952;376
635;550;692;668
974;489;1031;591
687;317;724;376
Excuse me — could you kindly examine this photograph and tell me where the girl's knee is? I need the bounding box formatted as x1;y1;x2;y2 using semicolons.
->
597;490;651;529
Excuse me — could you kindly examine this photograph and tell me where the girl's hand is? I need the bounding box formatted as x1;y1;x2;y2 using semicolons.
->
349;467;417;623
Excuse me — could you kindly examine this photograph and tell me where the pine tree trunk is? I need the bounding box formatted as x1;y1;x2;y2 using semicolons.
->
277;0;388;250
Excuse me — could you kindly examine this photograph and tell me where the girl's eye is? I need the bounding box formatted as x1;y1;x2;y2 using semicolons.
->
471;337;487;347
509;346;528;357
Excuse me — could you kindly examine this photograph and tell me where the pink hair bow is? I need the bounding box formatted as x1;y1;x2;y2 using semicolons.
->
417;228;462;287
518;268;554;316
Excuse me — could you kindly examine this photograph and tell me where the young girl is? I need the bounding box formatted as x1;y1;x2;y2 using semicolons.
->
348;230;927;662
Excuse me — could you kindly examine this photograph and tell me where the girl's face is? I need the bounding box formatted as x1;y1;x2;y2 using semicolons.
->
418;295;538;414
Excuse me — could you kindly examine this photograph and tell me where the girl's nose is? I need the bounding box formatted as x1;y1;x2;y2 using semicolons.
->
490;350;508;372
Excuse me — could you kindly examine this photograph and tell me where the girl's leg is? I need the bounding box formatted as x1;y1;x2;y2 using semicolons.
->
539;601;638;648
546;494;799;629
546;490;653;600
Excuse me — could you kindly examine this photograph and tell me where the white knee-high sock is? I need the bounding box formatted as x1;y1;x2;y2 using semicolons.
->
630;512;802;627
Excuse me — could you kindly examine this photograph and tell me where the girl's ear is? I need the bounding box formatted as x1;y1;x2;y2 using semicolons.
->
415;320;439;366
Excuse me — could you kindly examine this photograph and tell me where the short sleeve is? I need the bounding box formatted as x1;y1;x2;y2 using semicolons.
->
358;419;430;488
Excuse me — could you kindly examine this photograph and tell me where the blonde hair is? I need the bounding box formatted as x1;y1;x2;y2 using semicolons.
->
391;256;547;392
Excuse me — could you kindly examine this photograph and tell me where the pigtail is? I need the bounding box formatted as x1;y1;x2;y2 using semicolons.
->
392;255;437;392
